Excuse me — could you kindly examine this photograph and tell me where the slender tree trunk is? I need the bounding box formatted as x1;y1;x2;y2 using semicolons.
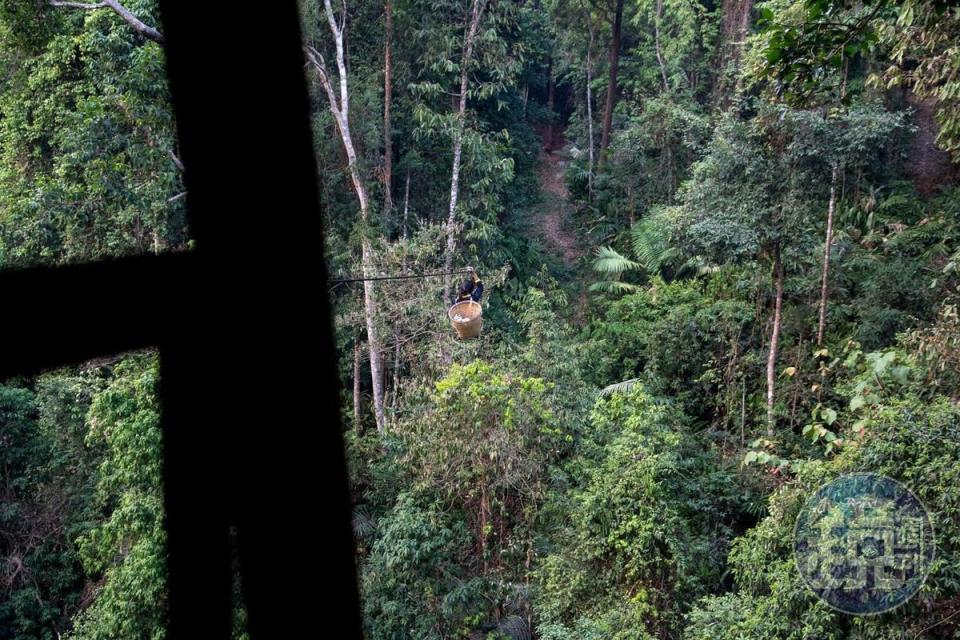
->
598;0;624;167
443;0;485;301
306;0;387;432
817;165;839;346
664;143;675;195
361;248;386;432
654;0;669;92
402;169;411;240
840;55;849;102
546;57;555;150
353;334;362;429
766;246;784;436
740;380;746;446
391;336;401;410
788;337;804;429
392;170;411;416
383;0;394;218
586;24;595;200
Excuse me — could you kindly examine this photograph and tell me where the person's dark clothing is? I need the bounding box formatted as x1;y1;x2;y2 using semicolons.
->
453;273;483;305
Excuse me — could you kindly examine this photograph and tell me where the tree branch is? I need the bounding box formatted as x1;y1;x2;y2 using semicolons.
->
50;0;165;45
50;1;107;8
304;45;344;124
169;150;185;172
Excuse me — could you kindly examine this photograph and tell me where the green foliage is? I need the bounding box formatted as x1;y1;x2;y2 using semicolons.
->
67;356;166;640
402;360;557;505
589;205;711;293
687;343;960;638
878;0;960;161
590;245;641;293
5;0;960;637
754;0;960;160
586;276;756;424
361;493;484;640
0;0;186;268
361;360;561;637
535;387;742;639
0;384;58;640
0;356;165;640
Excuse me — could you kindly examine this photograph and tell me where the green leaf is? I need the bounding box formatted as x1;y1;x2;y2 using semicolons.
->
592;246;641;276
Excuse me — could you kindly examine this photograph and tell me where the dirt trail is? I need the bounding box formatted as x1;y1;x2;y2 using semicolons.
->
534;149;583;266
906;94;958;196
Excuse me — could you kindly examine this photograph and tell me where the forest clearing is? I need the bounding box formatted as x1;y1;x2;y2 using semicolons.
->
2;0;960;639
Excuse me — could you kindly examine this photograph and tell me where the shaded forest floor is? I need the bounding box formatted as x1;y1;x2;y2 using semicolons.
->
534;147;583;266
530;137;592;323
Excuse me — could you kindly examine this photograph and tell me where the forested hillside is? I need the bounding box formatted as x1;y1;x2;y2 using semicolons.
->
2;0;960;639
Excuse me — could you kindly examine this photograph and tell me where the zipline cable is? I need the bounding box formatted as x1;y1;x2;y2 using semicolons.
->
329;269;472;285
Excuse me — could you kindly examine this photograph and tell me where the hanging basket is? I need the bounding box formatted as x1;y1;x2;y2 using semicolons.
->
448;300;483;339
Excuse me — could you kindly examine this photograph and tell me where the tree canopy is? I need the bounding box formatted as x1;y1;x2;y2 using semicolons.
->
2;0;960;638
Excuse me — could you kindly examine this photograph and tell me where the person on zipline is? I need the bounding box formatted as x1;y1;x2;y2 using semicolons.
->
453;266;483;305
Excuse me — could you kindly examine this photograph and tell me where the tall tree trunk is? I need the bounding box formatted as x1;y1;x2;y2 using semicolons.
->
654;0;669;92
353;334;362;429
361;243;385;431
816;165;839;346
766;246;784;436
716;0;753;107
598;0;624;167
443;0;485;301
586;23;595;200
383;0;394;218
306;0;387;432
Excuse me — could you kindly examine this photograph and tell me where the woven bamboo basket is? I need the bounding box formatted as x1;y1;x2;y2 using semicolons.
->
448;300;483;339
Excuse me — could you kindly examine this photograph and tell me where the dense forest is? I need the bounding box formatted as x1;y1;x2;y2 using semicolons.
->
2;0;960;638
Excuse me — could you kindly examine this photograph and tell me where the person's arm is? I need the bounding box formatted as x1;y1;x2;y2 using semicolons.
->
469;268;483;302
471;281;484;302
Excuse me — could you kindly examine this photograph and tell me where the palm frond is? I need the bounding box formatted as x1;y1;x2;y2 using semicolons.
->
589;280;639;294
352;505;376;540
599;378;641;396
677;254;718;277
630;222;677;273
592;246;641;276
